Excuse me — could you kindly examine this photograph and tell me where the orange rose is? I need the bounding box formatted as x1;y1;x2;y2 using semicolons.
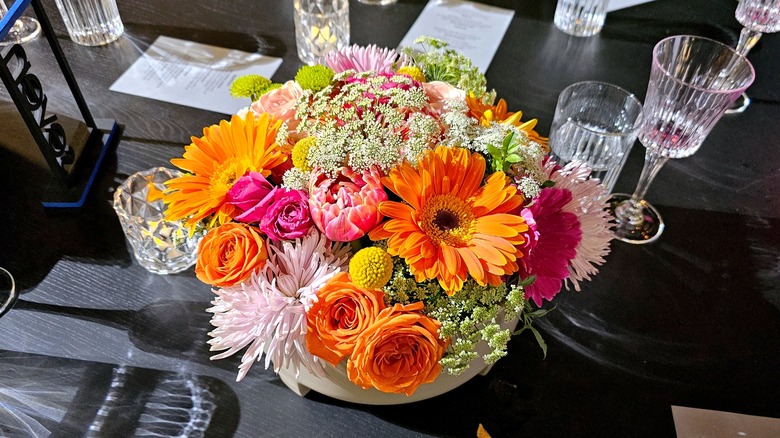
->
195;223;268;288
306;272;386;366
347;302;448;396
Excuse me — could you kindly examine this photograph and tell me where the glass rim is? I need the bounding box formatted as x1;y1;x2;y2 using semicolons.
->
652;35;756;95
0;267;18;318
558;80;644;137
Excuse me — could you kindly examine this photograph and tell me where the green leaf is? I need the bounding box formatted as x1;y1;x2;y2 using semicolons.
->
486;144;501;158
529;326;548;359
519;275;536;287
505;153;522;163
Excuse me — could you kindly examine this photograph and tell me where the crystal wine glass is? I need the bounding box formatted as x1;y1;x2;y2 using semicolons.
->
726;0;780;113
610;35;755;244
0;0;41;46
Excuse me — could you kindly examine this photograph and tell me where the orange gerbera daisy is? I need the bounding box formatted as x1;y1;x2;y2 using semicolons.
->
466;93;549;148
369;146;529;294
164;112;287;228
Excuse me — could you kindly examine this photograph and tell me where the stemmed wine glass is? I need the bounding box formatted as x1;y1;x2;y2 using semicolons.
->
726;0;780;113
0;0;41;46
610;35;755;244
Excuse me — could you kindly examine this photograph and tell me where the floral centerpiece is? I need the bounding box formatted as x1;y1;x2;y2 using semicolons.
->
163;37;613;398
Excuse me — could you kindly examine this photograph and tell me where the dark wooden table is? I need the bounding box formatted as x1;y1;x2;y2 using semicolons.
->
1;0;778;436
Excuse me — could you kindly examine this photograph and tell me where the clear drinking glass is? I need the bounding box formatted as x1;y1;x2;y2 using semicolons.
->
726;0;780;113
0;0;41;46
113;168;202;274
549;81;643;194
610;35;755;244
53;0;124;46
294;0;349;65
553;0;609;37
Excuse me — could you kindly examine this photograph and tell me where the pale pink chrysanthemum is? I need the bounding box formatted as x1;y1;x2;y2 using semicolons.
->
323;44;410;74
519;188;582;307
207;230;350;381
545;160;614;291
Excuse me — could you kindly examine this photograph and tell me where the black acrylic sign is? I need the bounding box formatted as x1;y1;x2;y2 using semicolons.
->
0;0;119;208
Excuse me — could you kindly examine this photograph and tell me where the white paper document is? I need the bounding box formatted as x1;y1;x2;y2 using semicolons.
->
110;36;282;115
608;0;655;12
398;0;514;73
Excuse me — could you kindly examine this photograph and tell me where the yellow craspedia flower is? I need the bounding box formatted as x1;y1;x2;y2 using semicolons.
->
292;137;316;171
397;66;426;83
349;247;394;290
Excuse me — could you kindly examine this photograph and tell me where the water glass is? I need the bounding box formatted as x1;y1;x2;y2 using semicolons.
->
53;0;123;46
549;81;643;194
554;0;609;37
294;0;349;65
113;168;202;275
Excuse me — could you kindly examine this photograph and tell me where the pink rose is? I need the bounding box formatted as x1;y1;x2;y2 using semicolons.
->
309;167;387;242
250;80;304;126
226;172;274;213
257;189;314;240
423;81;466;113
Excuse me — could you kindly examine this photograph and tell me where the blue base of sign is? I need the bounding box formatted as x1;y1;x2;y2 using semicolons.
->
41;119;121;209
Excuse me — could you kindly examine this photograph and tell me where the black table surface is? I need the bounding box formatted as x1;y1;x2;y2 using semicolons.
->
1;0;778;436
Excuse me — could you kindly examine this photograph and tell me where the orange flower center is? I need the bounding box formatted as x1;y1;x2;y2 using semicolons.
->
420;194;475;246
210;157;252;193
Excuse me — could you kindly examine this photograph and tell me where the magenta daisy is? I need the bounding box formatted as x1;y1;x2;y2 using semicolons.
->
519;187;582;307
207;231;350;381
323;44;410;74
545;161;614;291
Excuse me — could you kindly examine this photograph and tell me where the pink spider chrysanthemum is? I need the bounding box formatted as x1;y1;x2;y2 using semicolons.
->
545;161;614;291
207;231;350;381
323;44;410;74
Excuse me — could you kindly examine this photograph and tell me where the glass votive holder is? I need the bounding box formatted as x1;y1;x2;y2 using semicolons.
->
548;81;643;194
554;0;609;37
113;167;202;275
294;0;350;65
53;0;124;46
357;0;398;5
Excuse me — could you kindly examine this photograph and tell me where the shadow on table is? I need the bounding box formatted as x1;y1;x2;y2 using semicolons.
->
307;206;780;437
0;104;132;293
0;350;239;437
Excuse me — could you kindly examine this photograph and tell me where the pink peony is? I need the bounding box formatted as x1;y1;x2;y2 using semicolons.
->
309;167;387;242
250;80;304;127
422;81;466;113
519;188;582;307
257;189;314;240
226;172;274;213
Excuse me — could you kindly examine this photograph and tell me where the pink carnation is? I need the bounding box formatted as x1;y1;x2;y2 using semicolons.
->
308;167;387;242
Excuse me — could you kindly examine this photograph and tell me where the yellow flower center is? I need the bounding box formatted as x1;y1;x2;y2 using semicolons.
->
397;66;426;83
210;157;253;193
292;137;316;171
349;247;394;289
420;194;475;246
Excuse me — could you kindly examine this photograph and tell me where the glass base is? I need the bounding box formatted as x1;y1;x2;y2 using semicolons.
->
0;16;41;46
725;92;751;114
609;193;665;244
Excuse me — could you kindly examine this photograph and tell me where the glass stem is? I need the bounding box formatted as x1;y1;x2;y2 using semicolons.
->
615;149;669;227
736;27;762;57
